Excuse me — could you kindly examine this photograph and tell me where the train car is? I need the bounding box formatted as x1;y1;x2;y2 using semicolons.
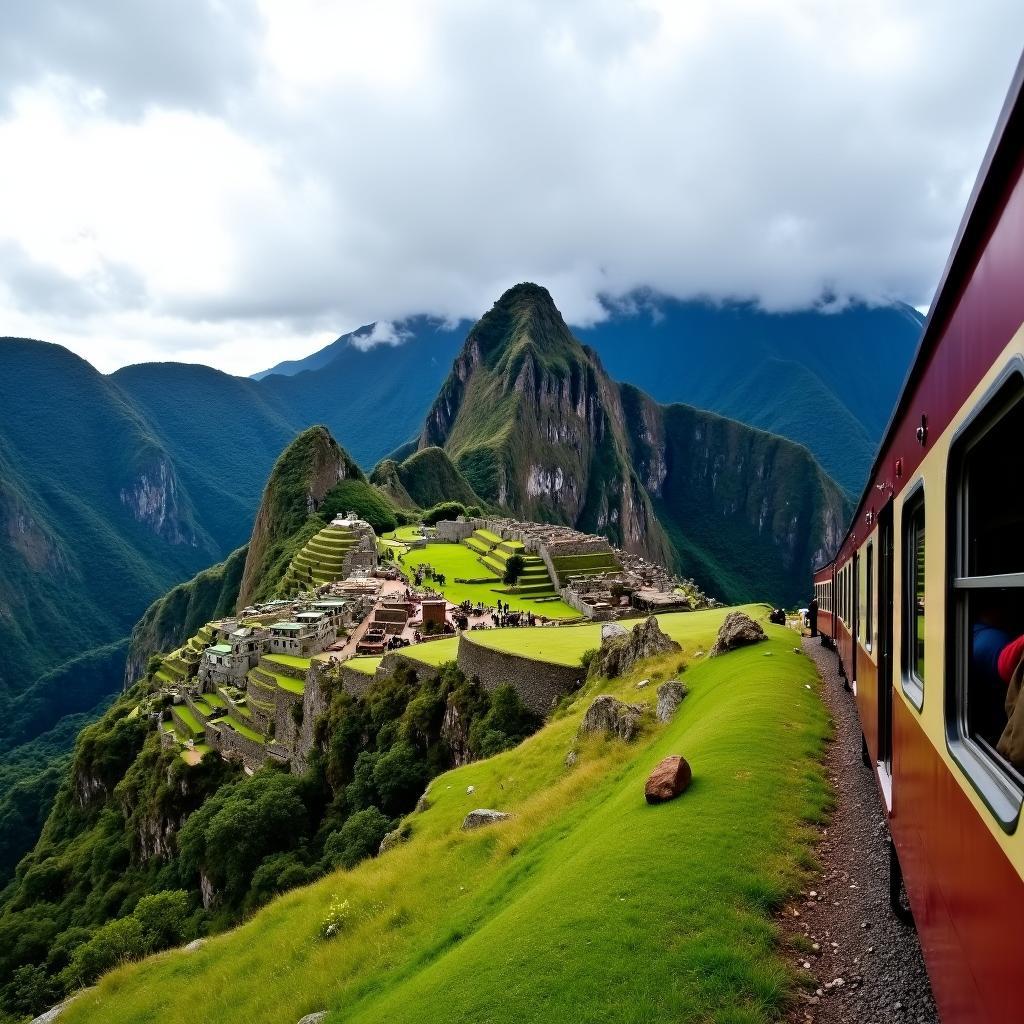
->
812;52;1024;1023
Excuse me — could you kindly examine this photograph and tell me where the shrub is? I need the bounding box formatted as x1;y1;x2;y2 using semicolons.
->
132;889;189;952
65;916;146;987
579;648;599;673
324;807;392;870
503;554;525;586
319;896;353;940
422;501;467;526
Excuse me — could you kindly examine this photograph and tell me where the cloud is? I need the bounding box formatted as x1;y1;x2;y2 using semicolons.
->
349;321;415;352
0;0;1022;374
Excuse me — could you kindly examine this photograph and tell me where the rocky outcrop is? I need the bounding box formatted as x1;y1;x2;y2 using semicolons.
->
644;755;692;803
709;611;767;657
441;695;472;767
296;1012;328;1024
590;615;681;679
379;826;410;854
462;809;512;830
119;454;195;546
577;695;645;743
656;680;688;723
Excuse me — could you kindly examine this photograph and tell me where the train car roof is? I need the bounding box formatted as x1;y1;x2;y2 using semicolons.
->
815;49;1024;574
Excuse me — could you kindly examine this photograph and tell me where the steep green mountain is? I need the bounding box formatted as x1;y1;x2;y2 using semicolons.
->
419;284;848;604
0;340;218;748
369;446;482;510
236;425;365;608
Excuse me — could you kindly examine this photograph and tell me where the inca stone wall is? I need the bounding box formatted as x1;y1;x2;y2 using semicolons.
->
456;636;585;716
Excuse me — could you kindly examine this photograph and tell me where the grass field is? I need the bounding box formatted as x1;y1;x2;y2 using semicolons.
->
61;610;830;1024
394;542;577;619
464;605;748;667
401;636;460;666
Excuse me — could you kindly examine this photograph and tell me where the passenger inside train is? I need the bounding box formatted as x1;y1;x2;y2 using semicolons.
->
963;388;1024;774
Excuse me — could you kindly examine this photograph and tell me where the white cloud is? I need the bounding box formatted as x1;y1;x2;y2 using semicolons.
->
0;0;1021;374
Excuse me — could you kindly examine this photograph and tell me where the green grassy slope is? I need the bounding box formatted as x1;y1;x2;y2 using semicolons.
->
62;615;830;1024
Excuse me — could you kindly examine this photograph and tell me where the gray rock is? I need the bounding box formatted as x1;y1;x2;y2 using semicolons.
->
462;808;512;830
577;694;645;742
709;611;767;657
415;791;431;813
635;678;650;689
379;827;409;854
297;1013;328;1024
564;748;579;768
601;622;628;641
656;680;689;722
590;615;682;679
184;937;207;952
30;1001;75;1024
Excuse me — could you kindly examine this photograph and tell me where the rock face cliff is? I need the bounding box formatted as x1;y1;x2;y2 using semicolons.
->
419;283;673;565
419;283;849;604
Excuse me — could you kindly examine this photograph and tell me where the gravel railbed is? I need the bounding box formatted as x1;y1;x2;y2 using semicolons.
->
785;637;937;1024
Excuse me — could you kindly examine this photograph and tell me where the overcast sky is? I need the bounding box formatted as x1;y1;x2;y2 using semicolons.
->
0;1;1021;375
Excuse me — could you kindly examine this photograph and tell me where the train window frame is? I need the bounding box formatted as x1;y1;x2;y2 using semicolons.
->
945;357;1024;833
866;542;874;653
901;482;925;712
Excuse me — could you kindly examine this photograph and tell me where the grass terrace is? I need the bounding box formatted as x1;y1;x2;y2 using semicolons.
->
170;705;203;739
466;606;758;667
401;637;460;666
345;656;383;675
262;653;312;671
63;609;829;1024
398;542;576;619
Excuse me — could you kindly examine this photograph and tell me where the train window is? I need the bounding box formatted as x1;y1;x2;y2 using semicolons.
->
902;491;925;708
866;543;874;651
949;371;1024;825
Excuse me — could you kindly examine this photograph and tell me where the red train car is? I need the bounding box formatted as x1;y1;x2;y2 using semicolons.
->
812;52;1024;1023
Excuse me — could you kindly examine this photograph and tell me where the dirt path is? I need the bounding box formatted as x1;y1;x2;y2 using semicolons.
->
786;637;938;1024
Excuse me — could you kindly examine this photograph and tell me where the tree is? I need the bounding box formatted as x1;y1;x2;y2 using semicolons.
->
372;741;429;816
324;807;392;870
5;963;59;1018
503;554;526;586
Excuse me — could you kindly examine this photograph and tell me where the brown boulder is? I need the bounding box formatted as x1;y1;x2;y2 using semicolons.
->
644;755;692;804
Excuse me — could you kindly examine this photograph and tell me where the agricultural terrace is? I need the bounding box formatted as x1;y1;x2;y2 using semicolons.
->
465;605;754;667
62;609;830;1024
386;535;578;620
400;636;459;666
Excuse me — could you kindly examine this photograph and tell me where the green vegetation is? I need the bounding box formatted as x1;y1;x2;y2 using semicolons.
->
319;478;401;534
370;446;482;511
56;616;829;1024
0;661;539;1018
